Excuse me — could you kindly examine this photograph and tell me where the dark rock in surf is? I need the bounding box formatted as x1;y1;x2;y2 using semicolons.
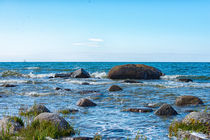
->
178;79;193;82
77;98;97;107
54;73;72;78
108;85;122;92
55;87;62;90
81;82;90;85
175;95;203;106
64;89;71;91
123;108;153;113
77;90;97;94
123;80;142;83
1;84;17;87
108;64;163;79
71;68;90;78
154;104;178;116
69;137;93;140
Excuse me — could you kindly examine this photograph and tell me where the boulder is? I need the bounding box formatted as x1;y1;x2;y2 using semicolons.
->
154;104;178;116
123;80;142;83
55;87;62;90
175;96;203;106
77;98;97;107
81;82;90;85
34;113;70;129
108;85;122;92
182;112;210;125
27;104;50;116
108;64;163;79
123;108;153;113
178;79;193;82
0;116;24;134
71;68;90;78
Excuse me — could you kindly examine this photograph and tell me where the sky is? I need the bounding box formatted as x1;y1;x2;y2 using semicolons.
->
0;0;209;62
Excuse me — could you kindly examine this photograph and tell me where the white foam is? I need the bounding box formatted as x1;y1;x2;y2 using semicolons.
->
24;67;40;70
91;72;107;78
0;79;28;84
21;92;57;97
28;72;55;78
161;75;183;80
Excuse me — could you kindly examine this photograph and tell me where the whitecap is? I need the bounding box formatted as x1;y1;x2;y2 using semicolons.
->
28;72;55;78
91;72;107;78
21;92;57;97
24;67;40;70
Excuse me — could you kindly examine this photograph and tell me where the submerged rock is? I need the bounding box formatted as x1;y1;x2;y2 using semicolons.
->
77;90;97;94
34;113;71;129
81;82;90;85
108;85;122;92
55;87;62;90
108;64;163;79
77;98;97;107
68;137;93;140
1;84;17;87
0;116;24;134
123;108;153;113
175;95;204;106
154;104;178;116
178;78;193;82
123;80;142;83
71;68;90;78
27;104;51;116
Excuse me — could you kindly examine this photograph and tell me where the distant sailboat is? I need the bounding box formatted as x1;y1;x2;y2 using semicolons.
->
23;59;27;62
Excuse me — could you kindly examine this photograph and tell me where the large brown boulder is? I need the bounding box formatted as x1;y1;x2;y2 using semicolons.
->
108;64;163;79
77;98;97;107
108;85;122;92
175;96;204;106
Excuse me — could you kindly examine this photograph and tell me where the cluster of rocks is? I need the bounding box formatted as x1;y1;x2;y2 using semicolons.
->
54;68;90;78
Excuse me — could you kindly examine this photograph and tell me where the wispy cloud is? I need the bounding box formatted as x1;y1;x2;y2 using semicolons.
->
72;38;104;47
88;38;104;42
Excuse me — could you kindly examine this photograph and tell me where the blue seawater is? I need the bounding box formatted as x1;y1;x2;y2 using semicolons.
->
0;62;209;139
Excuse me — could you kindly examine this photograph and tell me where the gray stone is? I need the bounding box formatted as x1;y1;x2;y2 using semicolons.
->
0;117;23;134
175;96;203;106
182;112;210;125
27;104;50;115
71;68;90;78
34;113;70;129
154;104;178;116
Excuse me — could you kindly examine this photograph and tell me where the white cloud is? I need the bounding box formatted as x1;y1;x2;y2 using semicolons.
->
72;38;104;47
88;38;104;42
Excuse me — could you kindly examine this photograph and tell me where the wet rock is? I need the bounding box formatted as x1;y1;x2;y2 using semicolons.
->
123;80;141;83
108;64;163;79
81;82;90;85
55;87;62;90
27;104;51;116
123;108;153;113
108;85;122;92
154;104;178;116
77;90;97;94
177;131;209;140
64;89;71;91
144;102;164;108
1;84;17;87
54;73;72;78
0;116;24;134
34;113;71;129
178;79;193;82
182;112;210;125
71;68;90;78
175;95;204;106
77;98;97;107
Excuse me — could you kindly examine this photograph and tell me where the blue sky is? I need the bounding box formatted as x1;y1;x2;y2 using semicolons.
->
0;0;209;62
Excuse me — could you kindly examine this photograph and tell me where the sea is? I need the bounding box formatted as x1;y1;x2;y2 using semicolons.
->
0;62;209;139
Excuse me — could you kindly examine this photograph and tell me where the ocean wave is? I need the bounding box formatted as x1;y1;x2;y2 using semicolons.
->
0;79;28;84
28;72;55;78
161;75;210;80
91;72;107;78
21;92;57;97
24;67;40;70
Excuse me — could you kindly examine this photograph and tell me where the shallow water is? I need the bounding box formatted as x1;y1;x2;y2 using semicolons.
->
0;62;209;139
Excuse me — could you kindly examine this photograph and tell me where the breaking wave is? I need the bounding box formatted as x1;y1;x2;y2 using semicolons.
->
91;72;107;78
